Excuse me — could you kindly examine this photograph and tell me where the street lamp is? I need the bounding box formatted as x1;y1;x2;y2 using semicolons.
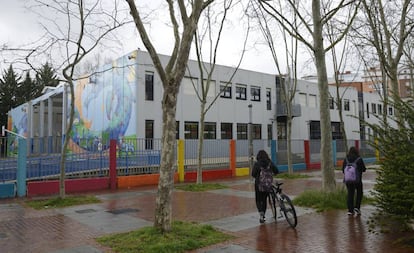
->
248;104;253;180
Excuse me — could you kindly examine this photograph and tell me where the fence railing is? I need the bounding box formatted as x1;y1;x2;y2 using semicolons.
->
0;137;377;182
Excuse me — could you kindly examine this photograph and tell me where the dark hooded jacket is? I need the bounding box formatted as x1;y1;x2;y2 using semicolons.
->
342;154;366;183
252;158;279;187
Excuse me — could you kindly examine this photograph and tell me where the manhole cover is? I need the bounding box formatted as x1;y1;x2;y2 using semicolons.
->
75;209;97;214
107;208;139;215
0;232;7;239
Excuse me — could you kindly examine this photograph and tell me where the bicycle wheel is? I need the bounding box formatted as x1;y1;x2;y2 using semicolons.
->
280;193;297;228
268;192;277;220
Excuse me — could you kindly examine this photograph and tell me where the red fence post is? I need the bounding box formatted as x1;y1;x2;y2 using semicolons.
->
304;140;310;170
109;139;117;190
229;140;236;176
355;140;359;151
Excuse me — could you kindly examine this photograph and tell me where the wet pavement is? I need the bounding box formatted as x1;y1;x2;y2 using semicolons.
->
1;168;413;253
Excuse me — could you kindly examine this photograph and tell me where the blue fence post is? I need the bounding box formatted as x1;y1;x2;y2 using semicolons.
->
332;140;337;168
17;138;27;197
271;140;277;165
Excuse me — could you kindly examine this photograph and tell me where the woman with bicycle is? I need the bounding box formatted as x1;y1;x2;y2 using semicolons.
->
252;150;279;223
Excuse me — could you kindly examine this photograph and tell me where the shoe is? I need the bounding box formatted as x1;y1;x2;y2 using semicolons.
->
347;211;354;216
260;216;265;223
354;208;361;216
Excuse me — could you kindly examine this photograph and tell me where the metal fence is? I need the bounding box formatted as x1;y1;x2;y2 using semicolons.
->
0;137;377;182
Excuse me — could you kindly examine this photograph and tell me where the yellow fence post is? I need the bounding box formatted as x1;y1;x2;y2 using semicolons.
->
177;139;185;182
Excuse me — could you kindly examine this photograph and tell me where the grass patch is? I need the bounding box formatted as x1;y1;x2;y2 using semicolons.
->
275;173;311;180
175;183;227;192
293;187;374;212
96;221;233;253
25;195;101;210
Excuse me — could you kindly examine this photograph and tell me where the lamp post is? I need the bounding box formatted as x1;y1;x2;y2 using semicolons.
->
248;104;253;179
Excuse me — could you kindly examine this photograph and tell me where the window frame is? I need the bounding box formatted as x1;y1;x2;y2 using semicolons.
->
235;84;247;100
145;72;154;101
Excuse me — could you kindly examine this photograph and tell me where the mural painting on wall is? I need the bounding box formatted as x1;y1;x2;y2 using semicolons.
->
71;54;137;152
7;105;28;156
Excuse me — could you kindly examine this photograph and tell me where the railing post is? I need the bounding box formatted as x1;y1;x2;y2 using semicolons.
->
354;139;359;151
177;139;185;182
229;140;236;176
304;140;310;169
17;138;27;197
109;139;117;190
271;140;277;165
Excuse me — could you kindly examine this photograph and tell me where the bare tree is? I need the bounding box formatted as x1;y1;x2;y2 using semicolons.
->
190;0;249;184
126;0;213;232
255;0;359;191
359;0;414;126
249;0;299;175
24;0;128;198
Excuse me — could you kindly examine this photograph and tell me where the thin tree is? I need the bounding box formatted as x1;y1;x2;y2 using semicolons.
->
24;0;128;198
126;0;213;232
250;0;299;175
359;0;414;126
255;0;360;191
190;0;249;184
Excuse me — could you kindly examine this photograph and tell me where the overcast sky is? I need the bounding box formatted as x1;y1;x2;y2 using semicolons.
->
0;0;316;77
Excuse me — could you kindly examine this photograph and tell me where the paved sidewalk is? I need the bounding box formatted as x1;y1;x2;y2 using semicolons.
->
0;169;413;253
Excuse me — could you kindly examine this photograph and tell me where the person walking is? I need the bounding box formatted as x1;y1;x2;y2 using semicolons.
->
252;150;279;223
342;146;366;216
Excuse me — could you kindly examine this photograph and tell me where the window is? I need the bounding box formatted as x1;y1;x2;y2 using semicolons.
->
251;86;261;101
371;103;377;114
220;82;232;98
308;94;317;108
344;99;350;111
145;120;154;149
388;106;393;115
266;88;271;110
252;124;262;139
366;103;370;118
221;123;233;139
204;122;216;139
184;121;198;139
331;122;342;139
145;72;154;101
267;124;273;140
277;121;287;140
236;84;247;100
298;93;307;106
176;121;180;139
237;123;248;139
377;104;382;115
329;97;334;109
309;121;321;139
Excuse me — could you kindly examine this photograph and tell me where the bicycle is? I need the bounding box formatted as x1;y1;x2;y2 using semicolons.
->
268;181;298;228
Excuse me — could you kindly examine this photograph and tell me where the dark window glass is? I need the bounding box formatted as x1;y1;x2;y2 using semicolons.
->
145;72;154;101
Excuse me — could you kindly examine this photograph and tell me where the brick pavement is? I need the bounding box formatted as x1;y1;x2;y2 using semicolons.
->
0;169;413;253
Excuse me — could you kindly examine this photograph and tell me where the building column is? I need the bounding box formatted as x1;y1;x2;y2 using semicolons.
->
27;101;34;154
48;97;53;153
39;100;45;153
61;84;68;151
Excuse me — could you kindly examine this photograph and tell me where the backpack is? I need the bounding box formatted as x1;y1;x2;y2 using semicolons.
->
344;157;361;184
258;163;274;192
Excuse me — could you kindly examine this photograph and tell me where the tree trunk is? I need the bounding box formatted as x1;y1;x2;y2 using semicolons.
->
154;84;178;231
313;0;336;192
197;101;206;184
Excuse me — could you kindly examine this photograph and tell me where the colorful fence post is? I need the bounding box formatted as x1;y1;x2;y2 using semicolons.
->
17;138;27;197
177;139;184;182
271;140;277;165
304;140;310;169
109;139;117;190
354;140;359;151
229;140;236;176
